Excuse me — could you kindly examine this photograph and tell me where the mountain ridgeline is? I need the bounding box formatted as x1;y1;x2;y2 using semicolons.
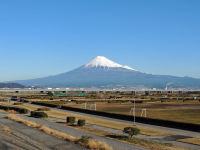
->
14;56;200;89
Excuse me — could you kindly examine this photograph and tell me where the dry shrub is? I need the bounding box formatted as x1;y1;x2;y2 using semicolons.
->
77;136;113;150
87;139;97;149
2;126;10;133
88;139;113;150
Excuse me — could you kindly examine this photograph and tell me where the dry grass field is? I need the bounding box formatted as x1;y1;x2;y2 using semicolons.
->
62;101;200;124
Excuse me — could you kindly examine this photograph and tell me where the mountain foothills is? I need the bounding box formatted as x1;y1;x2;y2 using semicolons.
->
0;83;25;88
11;56;200;89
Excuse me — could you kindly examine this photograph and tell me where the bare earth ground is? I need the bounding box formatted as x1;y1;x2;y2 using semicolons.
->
0;112;85;150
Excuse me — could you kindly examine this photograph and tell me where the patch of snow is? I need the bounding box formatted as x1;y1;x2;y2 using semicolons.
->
83;56;136;71
123;65;135;71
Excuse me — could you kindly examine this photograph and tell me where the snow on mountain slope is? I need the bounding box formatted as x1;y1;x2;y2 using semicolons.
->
83;56;136;71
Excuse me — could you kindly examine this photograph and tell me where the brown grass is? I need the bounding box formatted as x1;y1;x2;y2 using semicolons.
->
37;107;51;111
14;104;37;111
6;115;113;150
88;139;112;150
7;110;18;114
63;101;200;124
0;108;18;114
39;125;77;141
178;137;200;146
2;126;10;133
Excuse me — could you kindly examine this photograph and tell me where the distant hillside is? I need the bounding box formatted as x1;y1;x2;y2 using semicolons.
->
0;83;25;88
13;56;200;89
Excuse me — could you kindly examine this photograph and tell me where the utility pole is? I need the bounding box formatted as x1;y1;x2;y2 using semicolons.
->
129;100;136;125
133;100;136;125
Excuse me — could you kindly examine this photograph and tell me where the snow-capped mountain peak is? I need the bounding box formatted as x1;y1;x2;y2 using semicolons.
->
83;56;135;71
13;55;200;89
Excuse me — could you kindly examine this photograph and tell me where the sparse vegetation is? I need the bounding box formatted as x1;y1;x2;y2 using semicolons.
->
2;126;10;133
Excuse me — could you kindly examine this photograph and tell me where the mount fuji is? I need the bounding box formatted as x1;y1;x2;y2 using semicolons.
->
14;56;200;89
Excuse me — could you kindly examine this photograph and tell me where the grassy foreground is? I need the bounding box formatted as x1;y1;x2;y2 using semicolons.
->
6;115;113;150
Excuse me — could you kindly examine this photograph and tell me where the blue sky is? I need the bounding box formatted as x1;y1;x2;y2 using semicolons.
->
0;0;200;81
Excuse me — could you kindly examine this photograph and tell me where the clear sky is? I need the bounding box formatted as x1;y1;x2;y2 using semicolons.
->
0;0;200;81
